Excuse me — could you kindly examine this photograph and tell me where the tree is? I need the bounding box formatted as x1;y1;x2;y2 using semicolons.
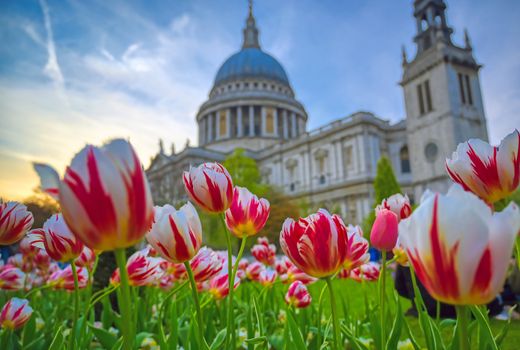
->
362;156;402;234
261;187;300;249
223;148;268;196
23;190;60;228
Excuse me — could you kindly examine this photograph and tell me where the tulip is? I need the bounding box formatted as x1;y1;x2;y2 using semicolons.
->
209;273;240;300
280;266;317;285
370;208;399;251
225;187;270;238
275;256;293;275
446;130;520;204
19;236;38;258
75;246;97;270
238;258;249;271
160;261;187;281
399;185;520;305
0;201;34;245
285;281;312;308
183;162;233;213
28;214;84;262
0;266;25;291
146;203;202;263
350;262;381;282
33;163;61;200
343;225;370;272
251;237;276;266
59;139;154;251
125;250;162;287
189;247;223;282
392;243;408;266
258;268;277;287
0;298;33;330
33;250;51;272
280;209;349;278
377;193;412;221
48;265;89;290
245;261;264;281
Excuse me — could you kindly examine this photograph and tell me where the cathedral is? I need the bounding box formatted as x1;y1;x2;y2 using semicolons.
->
146;0;488;224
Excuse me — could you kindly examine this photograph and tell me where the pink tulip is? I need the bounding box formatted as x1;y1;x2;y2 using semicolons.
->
209;273;240;300
251;237;276;266
59;139;154;251
258;268;277;287
0;201;33;245
225;187;270;238
28;214;84;262
285;281;312;308
183;162;233;213
0;266;25;291
280;266;317;285
370;208;399;251
146;202;202;263
0;298;33;330
245;261;264;281
48;265;89;290
446;130;520;204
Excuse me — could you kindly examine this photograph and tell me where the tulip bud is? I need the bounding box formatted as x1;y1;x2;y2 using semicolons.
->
189;247;223;282
285;281;312;308
0;266;25;291
0;298;33;330
370;208;399;251
251;237;276;266
0;201;33;245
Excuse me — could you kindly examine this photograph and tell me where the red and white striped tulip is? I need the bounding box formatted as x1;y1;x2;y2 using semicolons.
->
399;185;520;305
280;209;349;278
0;266;25;291
377;193;412;221
0;298;33;330
251;237;276;266
183;162;233;213
238;258;249;271
33;163;61;200
209;273;240;300
275;256;294;275
225;187;270;238
245;261;264;281
446;130;520;204
19;236;38;258
28;214;83;262
370;208;399;251
189;247;223;282
48;265;89;290
0;201;33;245
75;246;97;270
160;261;187;281
350;262;381;282
343;225;370;272
146;202;202;263
125;249;162;287
258;268;277;287
58;139;154;251
285;281;312;308
280;266;317;285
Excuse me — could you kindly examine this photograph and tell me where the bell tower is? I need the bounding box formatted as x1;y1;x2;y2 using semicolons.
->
401;0;488;199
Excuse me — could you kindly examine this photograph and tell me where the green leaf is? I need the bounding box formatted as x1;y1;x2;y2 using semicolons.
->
469;305;499;350
287;310;306;349
340;324;369;350
89;324;118;349
22;312;36;346
209;329;227;350
386;292;403;350
495;306;516;345
48;325;65;350
135;332;154;349
244;336;267;345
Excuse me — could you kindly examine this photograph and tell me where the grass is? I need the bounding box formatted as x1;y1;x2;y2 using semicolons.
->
306;277;520;349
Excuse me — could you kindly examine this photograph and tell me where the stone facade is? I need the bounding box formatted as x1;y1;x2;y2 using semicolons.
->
146;0;488;224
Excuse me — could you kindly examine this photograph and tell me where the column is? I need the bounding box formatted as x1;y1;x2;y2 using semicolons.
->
237;106;243;137
335;140;344;179
226;108;231;138
216;111;221;139
274;108;278;136
261;106;266;136
291;112;297;137
208;113;213;142
283;110;289;139
249;106;254;136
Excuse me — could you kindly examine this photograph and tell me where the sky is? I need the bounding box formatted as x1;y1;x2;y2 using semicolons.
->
1;0;519;201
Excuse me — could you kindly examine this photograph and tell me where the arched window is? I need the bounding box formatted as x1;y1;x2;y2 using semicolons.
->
400;146;411;174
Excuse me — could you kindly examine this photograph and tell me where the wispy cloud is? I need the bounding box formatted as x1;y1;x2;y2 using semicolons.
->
39;0;64;87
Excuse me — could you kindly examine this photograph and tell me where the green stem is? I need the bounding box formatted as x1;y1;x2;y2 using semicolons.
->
515;237;520;270
24;283;52;299
316;284;327;347
68;261;80;350
184;261;206;349
114;248;134;350
220;214;235;349
379;250;387;350
456;305;470;350
325;277;341;350
77;262;97;349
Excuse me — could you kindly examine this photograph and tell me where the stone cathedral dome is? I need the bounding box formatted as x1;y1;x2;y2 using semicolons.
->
196;3;307;153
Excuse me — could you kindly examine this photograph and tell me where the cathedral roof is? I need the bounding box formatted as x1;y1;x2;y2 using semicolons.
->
214;48;290;86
